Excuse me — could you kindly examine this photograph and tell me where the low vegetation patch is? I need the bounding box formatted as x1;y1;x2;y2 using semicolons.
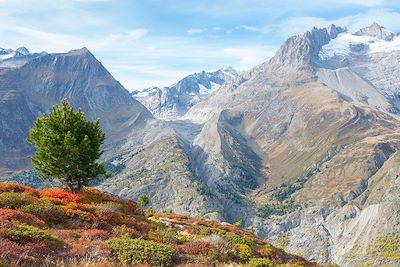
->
0;182;317;266
107;236;175;266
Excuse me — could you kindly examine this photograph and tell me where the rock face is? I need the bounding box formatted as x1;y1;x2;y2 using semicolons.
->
131;67;240;119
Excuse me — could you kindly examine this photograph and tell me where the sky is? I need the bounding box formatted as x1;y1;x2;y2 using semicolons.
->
1;0;400;90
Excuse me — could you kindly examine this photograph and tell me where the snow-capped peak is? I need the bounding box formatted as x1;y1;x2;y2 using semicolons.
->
221;66;239;78
319;24;400;60
355;22;395;41
0;47;31;61
15;47;30;56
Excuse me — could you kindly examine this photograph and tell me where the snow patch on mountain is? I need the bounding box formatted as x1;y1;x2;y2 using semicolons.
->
319;31;400;59
0;47;31;61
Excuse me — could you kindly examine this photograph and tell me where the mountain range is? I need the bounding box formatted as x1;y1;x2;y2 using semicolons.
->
1;22;400;266
131;66;240;119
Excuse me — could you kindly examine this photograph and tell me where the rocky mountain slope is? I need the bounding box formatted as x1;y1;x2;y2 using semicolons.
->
179;23;400;266
131;67;240;119
0;182;319;266
0;47;151;177
0;46;216;219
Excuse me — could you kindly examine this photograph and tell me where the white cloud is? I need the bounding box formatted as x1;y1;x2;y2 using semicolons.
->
238;25;262;32
222;45;276;69
127;29;149;40
277;8;400;37
187;28;208;35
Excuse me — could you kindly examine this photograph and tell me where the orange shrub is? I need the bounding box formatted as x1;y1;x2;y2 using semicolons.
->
0;182;39;197
65;202;96;213
40;188;81;203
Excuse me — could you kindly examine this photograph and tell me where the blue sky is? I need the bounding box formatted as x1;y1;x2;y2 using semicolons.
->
1;0;400;90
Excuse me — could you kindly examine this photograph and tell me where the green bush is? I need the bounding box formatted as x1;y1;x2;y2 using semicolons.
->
21;199;69;225
0;192;37;209
247;257;277;267
10;223;59;247
225;232;257;246
107;236;175;266
94;201;124;215
149;226;186;244
235;243;253;261
234;220;244;228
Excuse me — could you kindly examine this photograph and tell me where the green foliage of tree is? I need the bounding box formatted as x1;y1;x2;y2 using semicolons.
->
234;220;244;228
137;194;150;209
29;99;106;193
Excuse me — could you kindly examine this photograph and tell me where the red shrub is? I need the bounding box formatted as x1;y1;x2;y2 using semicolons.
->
178;242;215;256
0;209;46;228
0;182;39;197
0;238;49;266
40;188;81;203
121;199;140;215
80;229;109;240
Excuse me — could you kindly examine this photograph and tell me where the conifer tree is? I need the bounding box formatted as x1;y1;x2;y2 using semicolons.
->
29;99;106;193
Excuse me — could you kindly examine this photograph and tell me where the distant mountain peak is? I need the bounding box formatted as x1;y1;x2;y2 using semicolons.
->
132;67;240;119
355;22;395;41
0;47;31;61
15;46;30;56
221;66;239;77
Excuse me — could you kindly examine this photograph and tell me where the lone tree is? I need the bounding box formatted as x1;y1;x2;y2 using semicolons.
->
29;99;107;193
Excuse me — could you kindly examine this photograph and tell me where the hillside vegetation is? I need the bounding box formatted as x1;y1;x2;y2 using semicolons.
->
0;182;323;267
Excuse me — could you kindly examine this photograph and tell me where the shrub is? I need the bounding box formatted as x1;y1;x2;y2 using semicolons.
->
179;242;214;256
0;209;46;228
259;244;274;257
80;229;109;240
0;238;48;266
276;235;289;250
247;258;277;267
199;234;230;261
234;220;244;228
21;200;69;225
0;182;39;197
9;224;58;245
225;232;257;246
79;188;114;204
40;188;81;203
112;225;141;238
137;195;150;209
107;236;175;266
148;227;185;244
235;243;253;261
95;201;124;214
0;192;38;209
